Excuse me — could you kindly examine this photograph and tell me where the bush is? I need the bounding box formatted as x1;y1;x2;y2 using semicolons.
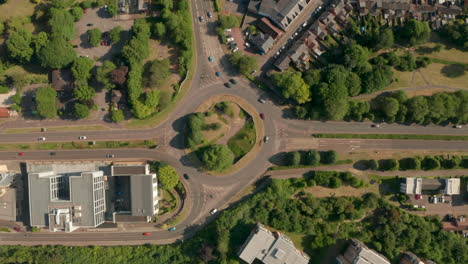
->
0;85;9;94
88;28;102;47
287;151;301;166
399;157;421;170
379;159;399;171
329;177;342;188
305;150;320;165
323;150;337;164
368;159;378;170
109;26;122;43
422;156;440;170
110;109;124;122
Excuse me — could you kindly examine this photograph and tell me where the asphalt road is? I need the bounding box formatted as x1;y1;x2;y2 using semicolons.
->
0;0;467;245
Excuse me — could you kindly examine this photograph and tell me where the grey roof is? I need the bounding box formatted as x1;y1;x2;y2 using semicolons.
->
274;55;291;71
0;188;16;221
130;174;157;216
338;239;391;264
0;173;16;187
421;178;444;191
258;0;306;30
238;223;310;264
111;165;149;176
250;33;274;53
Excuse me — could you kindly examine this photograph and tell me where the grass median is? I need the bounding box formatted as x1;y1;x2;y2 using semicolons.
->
269;159;353;171
312;133;468;140
0;140;157;151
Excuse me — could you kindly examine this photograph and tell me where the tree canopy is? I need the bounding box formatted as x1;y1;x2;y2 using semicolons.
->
74;102;90;119
230;52;258;75
200;144;234;171
272;70;311;104
398;19;431;46
88;28;102;47
71;56;94;81
38;37;76;69
157;165;180;190
6;29;34;63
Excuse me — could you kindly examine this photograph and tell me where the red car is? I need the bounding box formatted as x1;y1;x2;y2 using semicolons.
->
415;194;421;200
260;113;266;119
142;232;151;236
18;152;25;156
13;227;21;232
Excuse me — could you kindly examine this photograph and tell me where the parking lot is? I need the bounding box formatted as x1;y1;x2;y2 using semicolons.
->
408;193;468;218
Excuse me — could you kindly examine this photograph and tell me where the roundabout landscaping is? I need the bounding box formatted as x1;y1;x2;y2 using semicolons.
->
185;95;264;175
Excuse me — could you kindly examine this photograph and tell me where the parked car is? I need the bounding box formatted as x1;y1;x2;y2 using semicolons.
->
244;42;250;47
87;23;93;26
106;154;115;158
199;16;204;22
208;56;214;62
371;124;380;128
258;98;266;104
183;173;190;180
79;136;87;140
18;152;25;156
454;125;462;128
229;79;237;84
207;12;213;18
168;227;177;231
302;21;308;27
260;113;266;119
415;194;422;200
227;38;234;43
232;47;239;53
210;208;218;215
225;28;232;32
142;232;151;236
37;137;46;141
13;227;21;232
224;82;232;88
264;136;270;143
215;72;222;77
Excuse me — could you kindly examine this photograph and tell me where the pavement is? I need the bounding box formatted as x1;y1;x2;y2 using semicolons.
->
0;0;467;245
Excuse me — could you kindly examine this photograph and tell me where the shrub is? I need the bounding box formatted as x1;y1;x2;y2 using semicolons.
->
287;151;301;166
323;150;337;164
305;150;320;165
368;159;378;170
0;85;9;94
329;177;342;188
422;156;440;170
399;157;421;170
379;159;399;171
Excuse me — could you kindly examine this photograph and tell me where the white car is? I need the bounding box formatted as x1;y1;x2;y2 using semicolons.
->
210;208;218;215
303;22;308;27
232;47;239;53
37;137;46;141
259;98;266;104
225;28;232;32
244;42;250;47
226;37;234;42
264;136;269;143
79;136;87;140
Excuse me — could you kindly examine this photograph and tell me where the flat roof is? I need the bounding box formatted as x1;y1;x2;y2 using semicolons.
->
111;165;149;176
0;188;16;221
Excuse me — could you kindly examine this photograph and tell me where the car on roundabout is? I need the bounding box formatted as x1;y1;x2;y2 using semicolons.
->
224;83;232;88
168;227;177;231
210;208;218;215
215;72;222;77
208;56;214;62
260;113;266;119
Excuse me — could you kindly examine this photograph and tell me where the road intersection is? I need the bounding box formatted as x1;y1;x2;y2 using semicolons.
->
0;0;466;245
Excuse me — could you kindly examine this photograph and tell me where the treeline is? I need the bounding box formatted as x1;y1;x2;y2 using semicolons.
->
283;150;338;166
439;19;467;50
305;171;367;188
361;155;468;171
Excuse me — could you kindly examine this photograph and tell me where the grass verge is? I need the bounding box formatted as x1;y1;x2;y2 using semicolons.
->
227;119;256;160
312;133;468;140
269;159;353;171
3;125;110;134
0;140;157;151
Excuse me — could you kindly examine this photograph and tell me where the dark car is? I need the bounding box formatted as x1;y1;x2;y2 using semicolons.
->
87;23;93;26
183;173;190;180
224;83;232;88
13;227;21;232
260;113;266;119
229;79;237;84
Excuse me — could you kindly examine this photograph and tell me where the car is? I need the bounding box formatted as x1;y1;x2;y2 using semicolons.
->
208;56;214;62
13;227;21;232
106;154;115;158
264;136;270;143
225;28;232;32
229;79;237;84
37;137;46;141
18;152;25;156
260;113;266;119
258;98;266;104
207;12;213;18
87;23;93;26
210;208;218;215
50;152;56;156
232;47;239;53
303;22;308;27
199;16;204;22
142;232;151;236
294;32;299;37
276;51;280;56
183;173;190;180
168;227;177;231
226;37;234;42
244;31;249;36
454;125;462;128
78;136;87;140
73;45;78;48
244;42;250;47
215;72;222;77
371;124;380;128
415;194;422;200
224;83;232;88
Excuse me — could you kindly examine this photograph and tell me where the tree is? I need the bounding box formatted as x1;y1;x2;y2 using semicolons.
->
148;59;171;88
144;90;160;109
35;86;57;118
71;56;94;81
272;70;311;104
74;102;90;119
109;26;122;43
361;65;393;94
323;151;337;164
6;29;33;63
96;60;116;90
422;156;440;170
380;159;399;171
305;150;320;165
73;83;95;101
218;14;241;29
399;19;431;46
230;52;258;75
157;165;180;190
110;109;124;122
152;22;166;40
405;96;429;124
70;6;84;21
49;8;75;40
374;28;394;50
38;37;76;68
107;0;117;16
122;38;149;64
399;157;421;170
380;97;399;119
329;177;342;188
346;71;361;96
32;32;48;54
287;151;301;166
368;159;378;170
110;66;128;86
89;28;102;47
200;144;234;171
343;44;371;74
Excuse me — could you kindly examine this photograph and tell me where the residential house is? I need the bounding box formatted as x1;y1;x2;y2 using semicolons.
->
274;55;292;71
400;177;461;195
50;70;70;91
443;215;468;234
257;17;284;39
399;252;437;264
287;42;311;70
238;223;310;264
337;239;391;264
309;21;328;40
250;33;275;54
254;0;311;30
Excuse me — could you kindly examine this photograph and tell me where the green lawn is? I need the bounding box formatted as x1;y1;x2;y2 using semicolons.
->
227;119;256;160
0;139;157;151
0;0;35;20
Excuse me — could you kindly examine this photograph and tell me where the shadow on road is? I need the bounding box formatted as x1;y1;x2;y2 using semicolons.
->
169;114;191;150
268;151;287;166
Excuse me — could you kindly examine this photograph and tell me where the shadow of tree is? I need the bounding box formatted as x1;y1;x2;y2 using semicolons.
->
440;64;465;78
